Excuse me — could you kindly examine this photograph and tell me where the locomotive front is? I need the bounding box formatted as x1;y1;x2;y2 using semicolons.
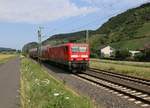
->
68;43;90;72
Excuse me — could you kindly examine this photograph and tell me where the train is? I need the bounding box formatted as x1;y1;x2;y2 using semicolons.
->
29;43;90;72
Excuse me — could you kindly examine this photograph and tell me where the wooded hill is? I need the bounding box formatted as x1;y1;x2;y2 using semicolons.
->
92;3;150;50
23;3;150;56
22;42;38;55
44;3;150;49
0;47;16;52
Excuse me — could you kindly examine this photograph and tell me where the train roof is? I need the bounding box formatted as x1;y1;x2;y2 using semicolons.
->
30;43;88;51
51;43;88;47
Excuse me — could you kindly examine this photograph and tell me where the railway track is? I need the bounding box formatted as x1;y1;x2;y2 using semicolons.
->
41;60;150;107
73;69;150;107
88;68;150;94
90;68;150;86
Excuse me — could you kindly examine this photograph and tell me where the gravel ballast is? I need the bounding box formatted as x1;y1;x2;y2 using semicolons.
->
43;63;144;108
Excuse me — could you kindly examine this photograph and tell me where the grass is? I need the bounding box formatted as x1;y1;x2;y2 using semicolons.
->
91;58;150;68
90;59;150;80
0;54;16;64
110;37;150;50
137;22;150;37
21;58;95;108
110;22;150;50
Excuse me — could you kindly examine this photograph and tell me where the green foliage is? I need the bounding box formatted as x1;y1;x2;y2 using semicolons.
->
21;58;94;108
142;48;150;61
90;3;150;52
92;58;150;68
115;49;130;60
134;52;145;61
89;3;150;54
90;59;150;79
22;42;38;56
110;37;150;50
136;23;150;37
90;53;99;58
95;3;150;41
145;50;150;61
42;31;87;45
0;47;16;52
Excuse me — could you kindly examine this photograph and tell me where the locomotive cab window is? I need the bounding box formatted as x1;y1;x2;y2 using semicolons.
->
72;46;79;52
72;46;87;52
79;47;87;52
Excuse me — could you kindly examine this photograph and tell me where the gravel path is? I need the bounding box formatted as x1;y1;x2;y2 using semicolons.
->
0;57;20;108
43;63;143;108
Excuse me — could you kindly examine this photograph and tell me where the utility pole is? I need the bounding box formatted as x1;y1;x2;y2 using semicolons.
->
38;27;42;63
86;30;89;44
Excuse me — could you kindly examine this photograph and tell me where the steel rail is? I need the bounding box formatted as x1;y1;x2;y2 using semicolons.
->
90;68;150;86
75;73;150;105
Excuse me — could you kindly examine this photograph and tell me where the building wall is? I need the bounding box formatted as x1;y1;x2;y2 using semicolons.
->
129;50;141;57
101;46;114;58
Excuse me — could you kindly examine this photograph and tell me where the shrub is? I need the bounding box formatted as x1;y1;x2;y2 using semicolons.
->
90;53;99;58
134;49;150;61
134;52;145;61
115;49;130;60
145;49;150;61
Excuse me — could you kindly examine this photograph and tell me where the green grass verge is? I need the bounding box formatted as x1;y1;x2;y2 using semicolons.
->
21;58;94;108
90;60;150;80
91;59;150;68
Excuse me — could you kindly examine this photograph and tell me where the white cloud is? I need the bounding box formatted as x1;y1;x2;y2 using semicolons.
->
82;0;150;5
0;0;98;23
83;0;150;9
81;0;150;21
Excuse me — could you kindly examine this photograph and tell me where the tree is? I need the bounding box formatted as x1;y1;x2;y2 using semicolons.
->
115;49;130;60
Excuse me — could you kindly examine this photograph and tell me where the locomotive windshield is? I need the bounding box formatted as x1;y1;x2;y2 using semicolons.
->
79;47;87;52
72;46;87;52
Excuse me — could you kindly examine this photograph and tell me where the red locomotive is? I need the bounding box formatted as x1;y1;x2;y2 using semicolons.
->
29;43;90;72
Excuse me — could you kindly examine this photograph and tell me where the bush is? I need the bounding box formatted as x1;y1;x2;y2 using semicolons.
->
145;49;150;61
115;49;130;60
134;52;145;61
90;53;99;58
134;49;150;61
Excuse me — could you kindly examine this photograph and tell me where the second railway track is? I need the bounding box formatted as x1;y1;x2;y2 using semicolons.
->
42;60;150;107
72;68;150;107
90;68;150;86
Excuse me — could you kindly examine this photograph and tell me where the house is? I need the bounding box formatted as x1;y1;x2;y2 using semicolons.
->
100;46;115;58
129;50;141;57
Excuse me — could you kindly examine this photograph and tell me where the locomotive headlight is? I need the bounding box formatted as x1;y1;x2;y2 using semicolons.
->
81;55;88;58
71;55;78;58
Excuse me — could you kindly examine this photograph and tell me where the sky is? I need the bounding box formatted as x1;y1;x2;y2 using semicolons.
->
0;0;149;49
